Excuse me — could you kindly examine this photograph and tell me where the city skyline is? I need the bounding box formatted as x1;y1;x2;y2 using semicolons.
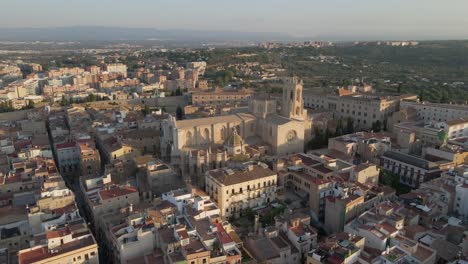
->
1;0;468;40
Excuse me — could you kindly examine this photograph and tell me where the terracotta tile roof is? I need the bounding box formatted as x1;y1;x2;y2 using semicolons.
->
293;153;321;166
51;203;77;215
99;186;137;200
337;88;353;96
46;227;71;239
289;225;306;237
378;222;398;234
413;244;435;262
177;229;189;240
14;140;33;151
216;222;233;245
56;141;76;149
291;171;332;185
18;236;95;264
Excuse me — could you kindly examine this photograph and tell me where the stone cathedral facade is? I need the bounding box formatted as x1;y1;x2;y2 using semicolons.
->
161;77;311;181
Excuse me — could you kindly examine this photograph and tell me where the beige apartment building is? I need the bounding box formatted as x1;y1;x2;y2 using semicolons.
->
328;132;392;165
196;79;209;90
443;118;468;139
78;140;101;177
205;162;277;218
99;136;138;163
191;88;255;106
303;91;417;129
18;222;98;264
324;195;365;233
284;169;342;223
105;63;128;78
353;162;380;185
393;122;444;152
145;160;183;196
85;185;140;226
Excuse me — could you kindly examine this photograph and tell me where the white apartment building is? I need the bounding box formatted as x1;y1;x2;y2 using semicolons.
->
105;63;128;77
455;184;468;222
400;100;468;124
18;222;98;264
109;211;155;263
161;187;220;219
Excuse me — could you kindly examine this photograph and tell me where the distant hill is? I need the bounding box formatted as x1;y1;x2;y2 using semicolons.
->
0;26;297;42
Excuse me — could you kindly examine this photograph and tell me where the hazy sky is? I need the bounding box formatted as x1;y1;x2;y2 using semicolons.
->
2;0;468;39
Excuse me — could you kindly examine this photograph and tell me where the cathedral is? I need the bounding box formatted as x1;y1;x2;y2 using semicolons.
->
160;77;311;180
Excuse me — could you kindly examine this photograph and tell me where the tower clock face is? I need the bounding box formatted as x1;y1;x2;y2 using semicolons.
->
287;130;296;142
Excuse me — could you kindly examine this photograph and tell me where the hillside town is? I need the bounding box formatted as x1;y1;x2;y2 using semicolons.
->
0;52;467;264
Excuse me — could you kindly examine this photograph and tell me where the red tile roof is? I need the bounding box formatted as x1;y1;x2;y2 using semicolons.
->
18;236;95;264
99;186;137;200
216;222;233;245
46;227;71;239
56;141;76;149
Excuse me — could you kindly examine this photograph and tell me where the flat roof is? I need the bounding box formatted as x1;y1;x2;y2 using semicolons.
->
382;151;438;170
18;236;96;264
207;164;275;186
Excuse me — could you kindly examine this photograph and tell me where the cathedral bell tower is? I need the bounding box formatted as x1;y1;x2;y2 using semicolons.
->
281;76;304;120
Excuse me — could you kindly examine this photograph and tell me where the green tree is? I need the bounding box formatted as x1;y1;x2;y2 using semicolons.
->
335;119;344;136
323;129;331;145
86;93;96;102
142;104;150;115
346;118;354;134
418;89;424;102
176;106;184;120
26;100;35;109
60;96;69;107
440;91;449;104
341;79;351;86
379;170;411;195
372;120;382;132
0;101;14;112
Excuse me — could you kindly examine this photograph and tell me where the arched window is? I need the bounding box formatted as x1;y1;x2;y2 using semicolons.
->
186;131;193;146
221;126;227;141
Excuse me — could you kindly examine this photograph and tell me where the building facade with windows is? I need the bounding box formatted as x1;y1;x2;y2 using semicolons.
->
205;162;277;218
